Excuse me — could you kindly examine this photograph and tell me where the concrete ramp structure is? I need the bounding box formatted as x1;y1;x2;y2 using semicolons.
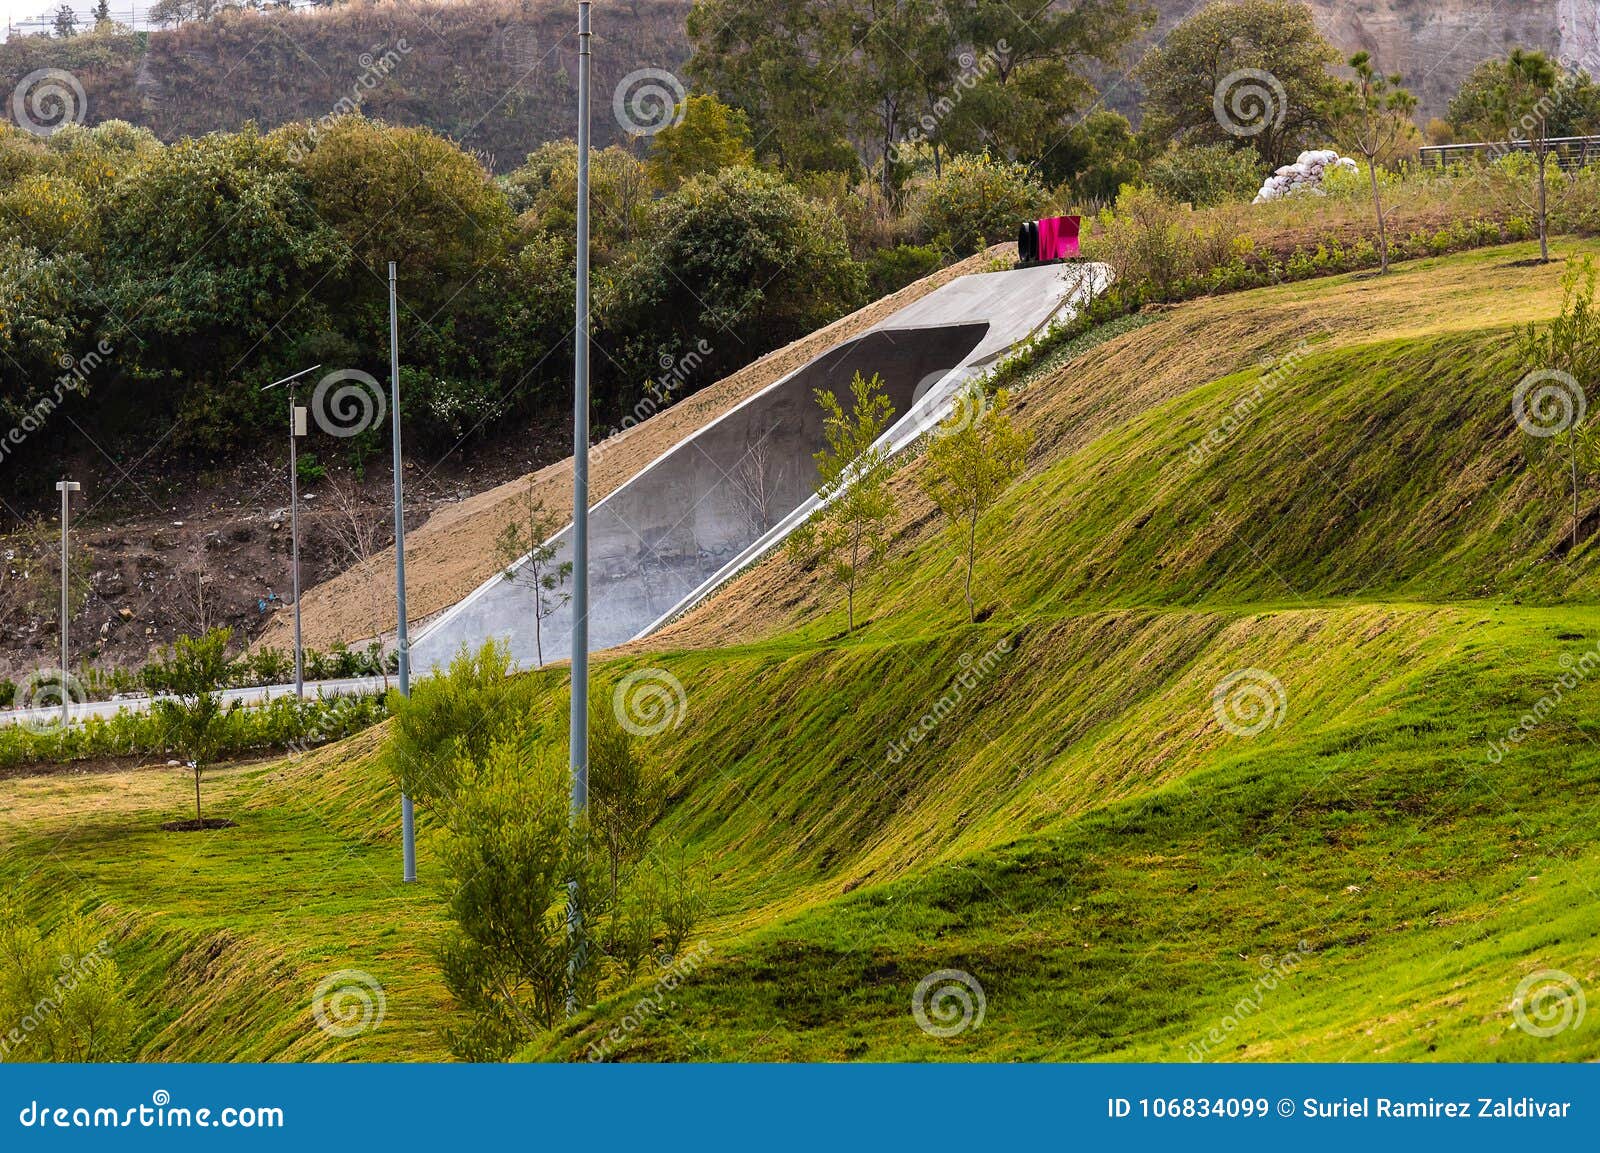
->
410;261;1112;674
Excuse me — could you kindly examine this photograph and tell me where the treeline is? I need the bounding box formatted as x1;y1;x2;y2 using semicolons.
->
11;0;1600;515
0;100;1059;510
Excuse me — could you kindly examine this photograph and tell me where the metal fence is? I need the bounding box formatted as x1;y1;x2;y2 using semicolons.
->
1419;135;1600;172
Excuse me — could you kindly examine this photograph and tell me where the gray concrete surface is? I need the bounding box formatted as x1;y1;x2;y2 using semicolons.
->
410;261;1111;675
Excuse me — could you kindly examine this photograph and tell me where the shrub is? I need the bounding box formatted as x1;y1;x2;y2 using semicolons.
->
437;722;698;1061
0;692;388;771
385;641;527;808
863;243;943;297
0;904;133;1062
911;152;1052;256
1144;143;1264;208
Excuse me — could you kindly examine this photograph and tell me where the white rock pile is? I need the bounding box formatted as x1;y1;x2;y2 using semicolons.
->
1253;149;1360;204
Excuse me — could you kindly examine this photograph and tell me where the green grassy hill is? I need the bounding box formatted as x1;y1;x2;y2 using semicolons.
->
2;241;1597;1062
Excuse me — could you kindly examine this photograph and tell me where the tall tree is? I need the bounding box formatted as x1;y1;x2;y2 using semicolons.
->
687;0;1148;183
1335;52;1417;275
949;0;1150;165
1137;0;1341;169
646;93;756;190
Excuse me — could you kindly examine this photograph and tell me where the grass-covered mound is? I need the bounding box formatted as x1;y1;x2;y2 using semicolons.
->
2;240;1597;1061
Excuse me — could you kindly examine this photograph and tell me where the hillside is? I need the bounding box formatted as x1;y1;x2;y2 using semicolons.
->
0;0;1589;155
0;0;692;172
2;240;1596;1062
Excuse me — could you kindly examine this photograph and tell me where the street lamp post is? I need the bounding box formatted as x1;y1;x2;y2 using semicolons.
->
390;261;416;884
262;364;322;699
566;0;593;1013
571;0;591;826
55;479;79;727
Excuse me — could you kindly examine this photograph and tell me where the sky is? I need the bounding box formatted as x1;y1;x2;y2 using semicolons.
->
1;0;156;38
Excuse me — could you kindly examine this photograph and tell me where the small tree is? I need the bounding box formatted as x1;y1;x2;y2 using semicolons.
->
149;628;239;827
437;727;696;1060
646;93;755;190
439;737;579;1058
51;3;79;37
787;372;898;632
918;383;1032;620
589;703;665;901
1336;53;1416;275
325;477;390;682
1473;49;1562;264
1517;258;1600;553
494;483;572;669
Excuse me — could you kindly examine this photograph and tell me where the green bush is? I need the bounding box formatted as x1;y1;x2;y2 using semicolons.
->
0;692;388;771
0;903;133;1062
386;641;530;808
1144;143;1264;208
0;680;13;709
863;243;943;297
910;152;1052;256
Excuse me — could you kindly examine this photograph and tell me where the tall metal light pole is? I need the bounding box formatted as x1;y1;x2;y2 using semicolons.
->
571;1;591;820
390;261;416;884
262;364;322;698
566;0;593;1012
55;479;79;727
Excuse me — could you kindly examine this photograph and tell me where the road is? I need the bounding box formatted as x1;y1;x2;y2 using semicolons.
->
0;675;392;729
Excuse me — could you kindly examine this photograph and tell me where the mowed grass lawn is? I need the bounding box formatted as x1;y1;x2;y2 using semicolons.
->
0;738;454;1061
